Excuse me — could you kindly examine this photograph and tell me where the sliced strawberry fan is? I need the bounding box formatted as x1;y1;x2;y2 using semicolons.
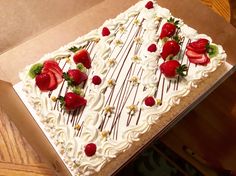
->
186;50;202;58
31;59;63;91
186;38;210;65
187;38;209;54
42;60;63;84
188;54;210;65
46;71;58;91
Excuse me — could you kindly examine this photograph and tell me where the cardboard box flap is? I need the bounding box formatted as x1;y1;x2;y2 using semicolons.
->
0;80;71;176
0;0;103;54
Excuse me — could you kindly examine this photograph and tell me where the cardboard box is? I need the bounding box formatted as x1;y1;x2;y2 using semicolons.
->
0;0;235;175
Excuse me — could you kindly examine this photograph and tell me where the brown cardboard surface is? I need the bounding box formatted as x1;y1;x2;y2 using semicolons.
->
0;0;236;175
0;0;103;54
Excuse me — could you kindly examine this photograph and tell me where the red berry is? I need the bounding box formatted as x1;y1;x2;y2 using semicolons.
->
145;1;154;9
84;143;97;157
35;73;50;91
160;23;176;39
67;69;88;85
161;40;180;60
92;75;102;85
102;27;110;36
160;60;187;78
64;92;87;111
144;96;156;106
147;44;157;52
73;49;91;69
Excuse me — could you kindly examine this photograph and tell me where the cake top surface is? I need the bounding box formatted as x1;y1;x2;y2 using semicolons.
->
17;0;226;175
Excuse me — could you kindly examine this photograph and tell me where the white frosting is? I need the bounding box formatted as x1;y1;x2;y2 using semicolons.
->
19;0;226;175
181;24;197;39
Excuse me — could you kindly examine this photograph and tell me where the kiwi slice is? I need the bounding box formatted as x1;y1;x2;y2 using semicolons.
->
76;63;87;73
207;44;219;58
28;63;43;78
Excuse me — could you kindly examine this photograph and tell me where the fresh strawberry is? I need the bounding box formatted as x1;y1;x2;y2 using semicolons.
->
147;44;157;52
160;17;180;39
42;67;63;84
144;96;155;106
64;69;88;86
102;27;110;36
43;60;62;74
63;92;87;111
84;143;97;157
187;38;209;54
73;49;91;69
92;75;102;85
160;60;187;78
35;73;50;91
42;60;63;84
160;23;176;39
188;44;206;53
186;50;202;58
186;45;206;54
161;40;180;60
145;1;154;9
191;38;209;48
188;54;210;65
43;60;57;68
47;71;58;91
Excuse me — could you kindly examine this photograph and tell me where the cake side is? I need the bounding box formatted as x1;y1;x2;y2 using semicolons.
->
19;0;226;175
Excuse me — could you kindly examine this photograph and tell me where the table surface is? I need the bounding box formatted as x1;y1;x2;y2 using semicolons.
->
0;0;234;175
